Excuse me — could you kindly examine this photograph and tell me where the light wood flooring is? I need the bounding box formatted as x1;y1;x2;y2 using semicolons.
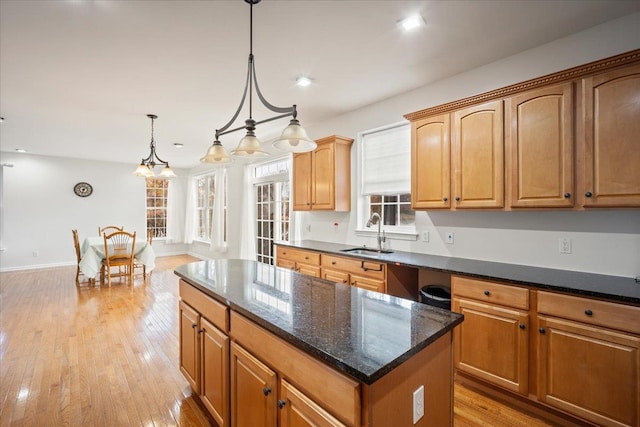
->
1;255;558;426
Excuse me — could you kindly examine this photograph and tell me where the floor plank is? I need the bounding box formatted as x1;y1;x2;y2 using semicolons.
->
1;255;559;426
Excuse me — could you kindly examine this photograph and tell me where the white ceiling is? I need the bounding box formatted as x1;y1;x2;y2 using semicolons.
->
1;0;639;169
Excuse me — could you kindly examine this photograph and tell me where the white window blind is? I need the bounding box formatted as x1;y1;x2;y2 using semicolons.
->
361;123;411;195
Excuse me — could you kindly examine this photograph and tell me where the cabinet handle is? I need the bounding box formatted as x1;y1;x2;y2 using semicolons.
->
282;252;287;255
307;202;311;205
539;328;546;334
191;323;197;329
584;309;593;316
304;256;309;260
350;282;355;286
455;196;461;202
483;290;490;296
519;323;526;330
564;192;571;198
585;191;593;198
443;197;448;202
331;261;336;265
277;400;286;409
342;279;348;284
263;387;271;396
198;329;204;335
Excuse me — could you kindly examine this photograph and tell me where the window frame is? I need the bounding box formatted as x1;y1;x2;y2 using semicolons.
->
356;122;417;240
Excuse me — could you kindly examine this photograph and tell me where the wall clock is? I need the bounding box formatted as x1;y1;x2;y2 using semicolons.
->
73;182;93;197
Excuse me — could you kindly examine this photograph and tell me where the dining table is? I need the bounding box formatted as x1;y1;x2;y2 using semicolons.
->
78;236;156;280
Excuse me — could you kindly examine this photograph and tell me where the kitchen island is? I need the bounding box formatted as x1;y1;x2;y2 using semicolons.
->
175;259;463;427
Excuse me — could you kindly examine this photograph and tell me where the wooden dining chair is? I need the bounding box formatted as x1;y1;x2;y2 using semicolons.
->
133;229;153;279
101;230;136;287
72;229;94;285
98;225;124;235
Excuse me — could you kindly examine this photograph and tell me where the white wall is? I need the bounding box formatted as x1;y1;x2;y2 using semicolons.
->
225;13;640;278
0;152;188;271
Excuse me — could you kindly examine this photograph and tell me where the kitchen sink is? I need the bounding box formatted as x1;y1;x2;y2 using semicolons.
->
340;247;393;255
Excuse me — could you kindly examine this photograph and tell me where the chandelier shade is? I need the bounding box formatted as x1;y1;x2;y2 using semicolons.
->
202;0;315;163
134;114;176;178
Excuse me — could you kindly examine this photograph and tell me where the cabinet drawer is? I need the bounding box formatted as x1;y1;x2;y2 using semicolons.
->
321;254;385;280
230;312;360;426
277;246;320;265
179;280;229;333
537;291;640;335
452;276;529;310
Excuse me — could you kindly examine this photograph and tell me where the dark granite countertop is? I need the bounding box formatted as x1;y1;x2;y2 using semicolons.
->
278;240;640;305
174;259;463;385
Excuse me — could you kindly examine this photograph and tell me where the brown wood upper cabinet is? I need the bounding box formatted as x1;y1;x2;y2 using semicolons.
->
293;135;353;211
452;100;504;209
506;83;574;208
411;113;451;209
580;63;640;207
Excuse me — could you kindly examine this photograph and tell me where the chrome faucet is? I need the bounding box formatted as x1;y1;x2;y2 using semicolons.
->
366;212;385;251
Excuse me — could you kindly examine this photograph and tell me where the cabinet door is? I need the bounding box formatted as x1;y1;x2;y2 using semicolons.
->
201;317;229;427
230;342;277;427
582;63;640;207
537;316;639;427
296;263;321;278
293;152;312;211
350;274;386;294
452;100;504;208
179;301;200;394
312;143;336;210
412;114;451;209
452;298;528;395
321;268;349;286
507;83;574;207
279;379;346;427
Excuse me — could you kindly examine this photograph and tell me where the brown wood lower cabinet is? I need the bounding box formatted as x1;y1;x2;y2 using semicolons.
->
279;379;346;427
321;254;386;294
179;281;230;427
537;291;640;427
276;246;321;277
452;276;640;427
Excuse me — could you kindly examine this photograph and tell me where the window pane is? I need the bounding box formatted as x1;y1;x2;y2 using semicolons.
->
400;204;415;225
383;204;396;225
385;195;398;203
370;195;381;204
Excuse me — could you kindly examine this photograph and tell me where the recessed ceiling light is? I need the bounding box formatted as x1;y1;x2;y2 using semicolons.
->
173;143;184;148
15;148;27;153
296;76;312;87
400;14;425;32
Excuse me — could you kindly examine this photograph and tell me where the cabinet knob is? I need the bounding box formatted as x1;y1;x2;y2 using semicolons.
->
342;279;347;284
304;256;309;260
307;202;311;205
443;197;448;202
277;400;286;409
519;323;526;330
584;309;593;316
539;328;546;334
263;387;271;396
455;196;461;202
483;290;490;296
564;192;571;198
350;282;355;286
585;191;593;198
331;261;336;265
191;323;197;329
198;329;204;335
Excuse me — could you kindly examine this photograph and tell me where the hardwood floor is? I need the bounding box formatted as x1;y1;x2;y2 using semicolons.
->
1;255;558;426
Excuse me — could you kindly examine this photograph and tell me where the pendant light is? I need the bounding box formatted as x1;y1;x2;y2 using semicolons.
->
201;0;316;164
134;114;176;178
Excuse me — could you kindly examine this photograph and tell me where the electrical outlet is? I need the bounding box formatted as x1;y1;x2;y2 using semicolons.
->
305;224;311;232
446;232;454;244
422;231;429;242
413;385;424;424
32;251;39;257
559;238;572;254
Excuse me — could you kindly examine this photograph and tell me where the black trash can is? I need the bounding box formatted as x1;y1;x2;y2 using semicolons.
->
419;285;451;310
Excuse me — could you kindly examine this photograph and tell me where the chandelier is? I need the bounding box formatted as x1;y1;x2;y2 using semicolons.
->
201;0;316;164
134;114;176;178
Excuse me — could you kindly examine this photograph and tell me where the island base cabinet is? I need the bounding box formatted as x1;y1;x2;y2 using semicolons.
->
280;379;346;427
230;342;277;427
201;317;229;427
537;316;640;427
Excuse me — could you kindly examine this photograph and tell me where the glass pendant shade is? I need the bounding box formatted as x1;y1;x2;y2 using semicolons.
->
159;165;177;178
201;140;232;164
134;163;154;177
272;119;316;152
231;131;269;157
